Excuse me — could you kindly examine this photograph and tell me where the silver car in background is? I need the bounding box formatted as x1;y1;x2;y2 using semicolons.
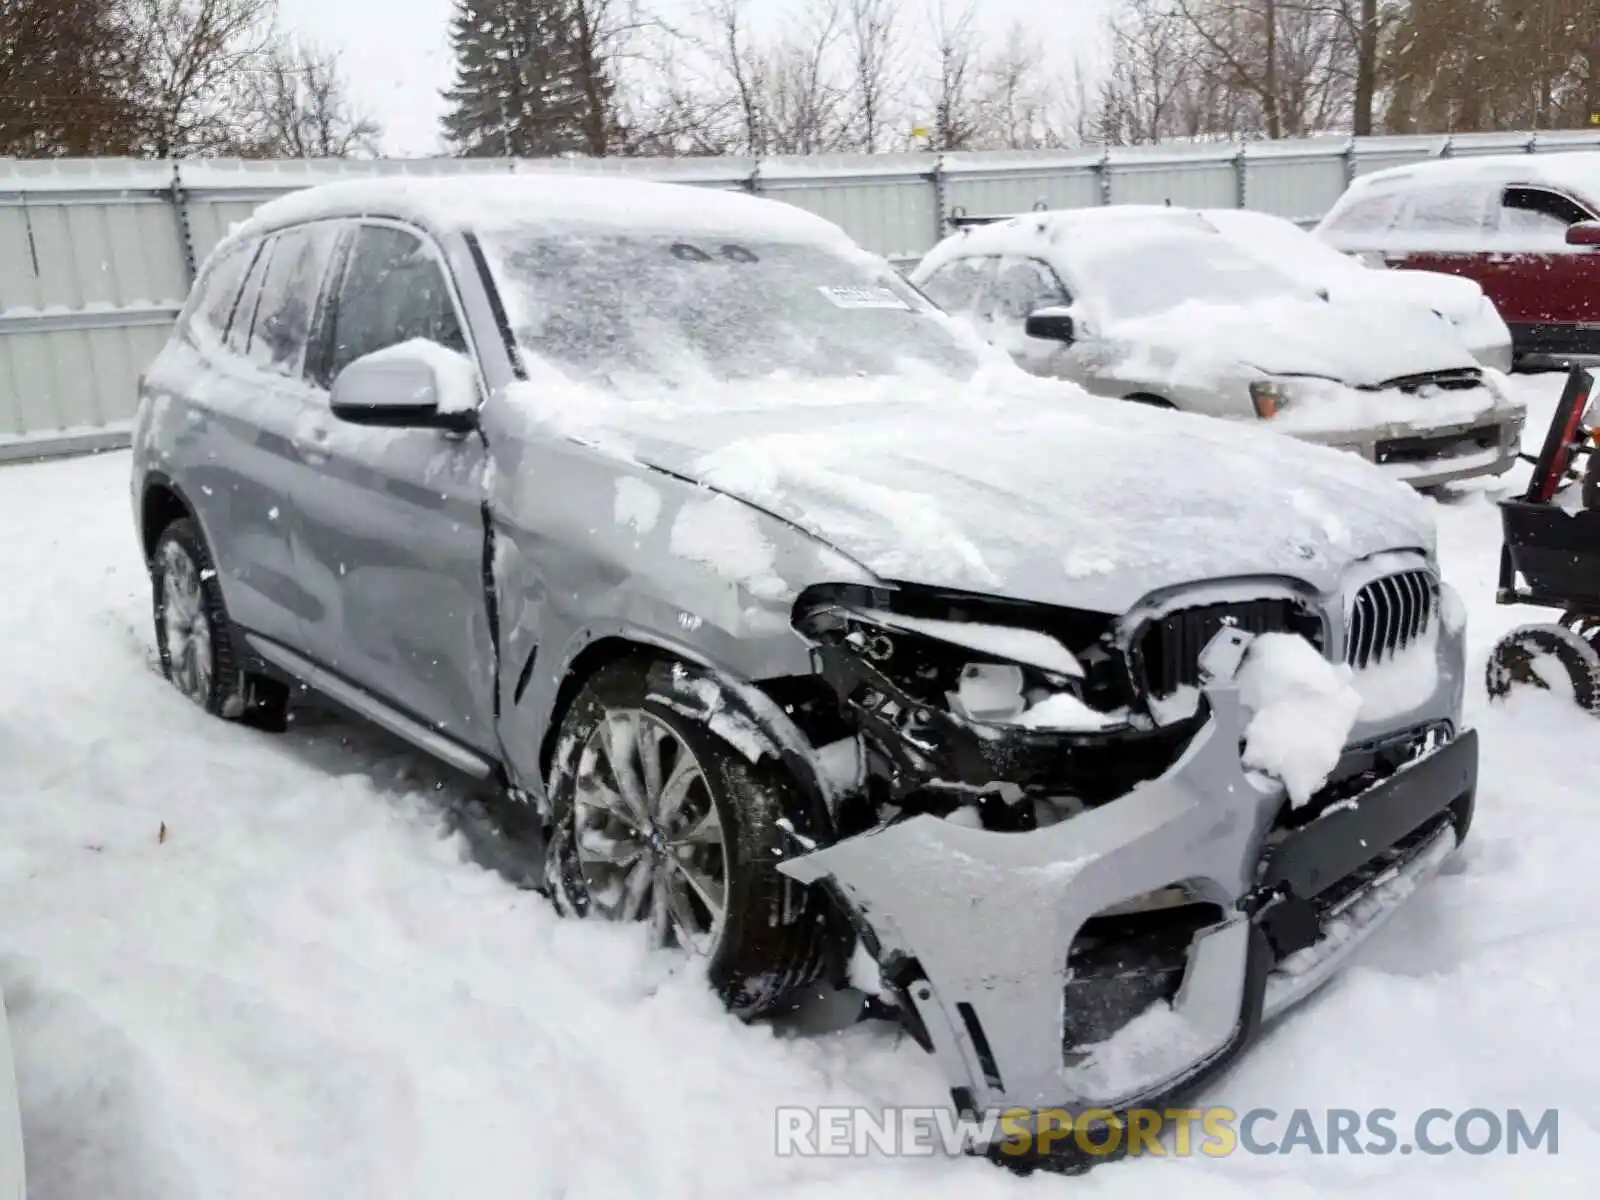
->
911;206;1525;488
131;176;1477;1168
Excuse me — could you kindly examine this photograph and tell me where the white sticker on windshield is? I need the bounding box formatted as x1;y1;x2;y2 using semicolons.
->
817;285;910;310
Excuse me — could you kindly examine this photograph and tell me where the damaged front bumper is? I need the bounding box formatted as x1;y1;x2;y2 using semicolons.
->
777;632;1476;1168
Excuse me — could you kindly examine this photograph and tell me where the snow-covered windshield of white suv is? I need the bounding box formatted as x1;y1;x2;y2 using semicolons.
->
479;231;982;386
1076;230;1313;322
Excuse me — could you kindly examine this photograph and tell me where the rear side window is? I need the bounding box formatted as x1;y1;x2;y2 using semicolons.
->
1321;191;1402;236
326;225;467;381
226;242;275;357
1397;185;1492;233
188;239;257;347
1500;186;1594;241
994;256;1069;321
919;257;991;313
245;222;341;379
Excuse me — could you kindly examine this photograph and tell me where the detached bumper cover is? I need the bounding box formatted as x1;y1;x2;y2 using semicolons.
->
778;663;1476;1158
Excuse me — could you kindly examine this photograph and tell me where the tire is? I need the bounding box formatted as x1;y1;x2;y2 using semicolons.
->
543;659;836;1016
1125;393;1175;409
151;517;290;730
1484;623;1600;713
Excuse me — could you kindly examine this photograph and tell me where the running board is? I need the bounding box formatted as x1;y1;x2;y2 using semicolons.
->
245;634;496;781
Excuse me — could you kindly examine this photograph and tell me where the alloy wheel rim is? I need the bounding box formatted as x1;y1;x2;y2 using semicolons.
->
160;541;213;706
571;709;729;954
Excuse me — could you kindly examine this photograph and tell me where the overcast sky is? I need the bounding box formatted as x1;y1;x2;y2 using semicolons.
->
276;0;1107;157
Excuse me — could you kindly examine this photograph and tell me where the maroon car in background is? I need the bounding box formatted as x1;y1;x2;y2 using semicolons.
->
1316;152;1600;369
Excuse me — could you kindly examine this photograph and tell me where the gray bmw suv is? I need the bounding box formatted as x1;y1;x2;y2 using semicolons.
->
133;176;1477;1163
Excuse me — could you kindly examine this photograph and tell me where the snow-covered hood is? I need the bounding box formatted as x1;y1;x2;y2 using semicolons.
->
1343;268;1487;326
580;370;1436;615
1113;295;1478;388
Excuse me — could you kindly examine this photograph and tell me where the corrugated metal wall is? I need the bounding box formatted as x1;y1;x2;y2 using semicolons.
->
4;129;1600;459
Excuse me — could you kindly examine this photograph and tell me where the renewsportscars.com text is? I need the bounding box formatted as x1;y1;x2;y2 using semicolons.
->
774;1105;1561;1159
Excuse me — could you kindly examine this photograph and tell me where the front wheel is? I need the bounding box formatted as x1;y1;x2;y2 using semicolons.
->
544;660;837;1016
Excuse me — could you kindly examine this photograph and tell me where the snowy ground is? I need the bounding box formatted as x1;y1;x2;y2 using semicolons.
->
3;373;1598;1198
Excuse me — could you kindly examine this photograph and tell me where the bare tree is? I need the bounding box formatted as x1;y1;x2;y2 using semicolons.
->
125;0;278;155
971;22;1051;148
569;0;642;155
1352;0;1380;135
0;0;145;156
1097;0;1199;144
921;0;983;150
703;0;770;152
843;0;898;151
1384;0;1600;134
764;0;847;152
235;37;380;157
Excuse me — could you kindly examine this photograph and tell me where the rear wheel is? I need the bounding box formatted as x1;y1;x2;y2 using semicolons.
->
151;518;290;729
1485;622;1600;713
544;659;836;1015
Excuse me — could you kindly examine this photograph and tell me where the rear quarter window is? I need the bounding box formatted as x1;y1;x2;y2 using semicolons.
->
1396;184;1493;235
226;242;276;357
186;239;257;348
1320;190;1403;239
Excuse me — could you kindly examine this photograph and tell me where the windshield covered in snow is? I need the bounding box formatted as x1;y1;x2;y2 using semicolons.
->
479;229;982;387
1075;229;1315;322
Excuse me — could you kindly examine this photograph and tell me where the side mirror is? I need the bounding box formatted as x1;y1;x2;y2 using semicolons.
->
330;344;478;432
1024;307;1076;343
1565;221;1600;248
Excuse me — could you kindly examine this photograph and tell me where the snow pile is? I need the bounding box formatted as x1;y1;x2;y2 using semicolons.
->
1350;630;1443;723
1236;633;1363;806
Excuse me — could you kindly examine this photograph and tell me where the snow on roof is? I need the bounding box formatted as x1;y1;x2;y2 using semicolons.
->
916;205;1213;274
1350;151;1600;200
228;174;853;248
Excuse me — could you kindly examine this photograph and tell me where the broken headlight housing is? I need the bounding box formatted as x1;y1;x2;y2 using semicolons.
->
841;609;1126;733
792;585;1203;815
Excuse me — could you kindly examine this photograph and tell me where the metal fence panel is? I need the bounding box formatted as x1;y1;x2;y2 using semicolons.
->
942;153;1104;226
4;132;1600;457
1239;139;1354;219
0;317;173;456
762;160;937;259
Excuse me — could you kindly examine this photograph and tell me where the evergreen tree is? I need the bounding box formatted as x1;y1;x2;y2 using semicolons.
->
441;0;592;157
